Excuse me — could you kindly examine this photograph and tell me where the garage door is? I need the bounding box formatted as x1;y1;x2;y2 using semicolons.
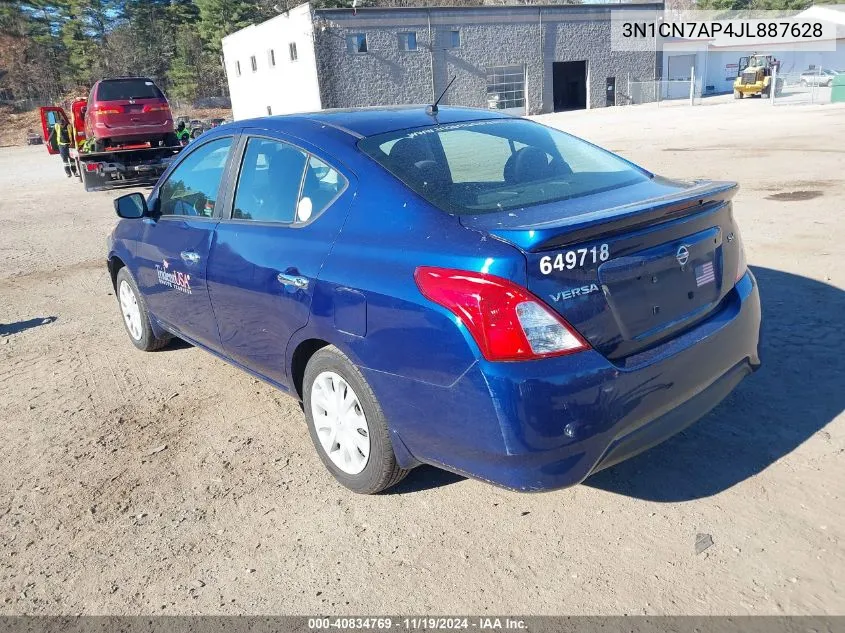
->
667;54;695;100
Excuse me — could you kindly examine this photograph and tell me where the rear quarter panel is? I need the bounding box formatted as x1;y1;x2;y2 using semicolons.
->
305;165;524;388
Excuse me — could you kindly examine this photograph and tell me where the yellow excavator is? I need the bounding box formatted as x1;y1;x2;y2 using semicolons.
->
734;54;784;99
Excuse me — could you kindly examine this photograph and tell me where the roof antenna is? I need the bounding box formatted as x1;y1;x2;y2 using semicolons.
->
427;75;456;116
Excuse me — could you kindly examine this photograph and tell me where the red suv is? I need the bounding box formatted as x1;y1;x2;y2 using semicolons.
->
85;77;176;150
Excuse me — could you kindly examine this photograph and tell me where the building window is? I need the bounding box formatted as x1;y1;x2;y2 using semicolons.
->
267;105;272;115
250;55;257;72
346;33;367;54
449;30;460;48
235;61;241;76
486;64;525;111
289;42;298;61
398;32;417;51
269;49;276;67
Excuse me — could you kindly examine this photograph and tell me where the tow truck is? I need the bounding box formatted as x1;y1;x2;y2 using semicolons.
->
40;98;182;192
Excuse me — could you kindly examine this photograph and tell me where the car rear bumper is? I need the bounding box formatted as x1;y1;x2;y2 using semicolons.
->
365;270;761;491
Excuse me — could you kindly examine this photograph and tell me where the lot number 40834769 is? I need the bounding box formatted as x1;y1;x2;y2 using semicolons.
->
540;244;610;274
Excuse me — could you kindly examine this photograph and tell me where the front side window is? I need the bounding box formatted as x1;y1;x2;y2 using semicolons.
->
158;137;233;217
346;33;367;54
359;119;649;216
233;137;347;224
398;32;417;51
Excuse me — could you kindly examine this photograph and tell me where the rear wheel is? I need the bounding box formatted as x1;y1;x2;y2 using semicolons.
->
734;90;743;99
303;346;408;494
163;132;178;147
115;267;171;352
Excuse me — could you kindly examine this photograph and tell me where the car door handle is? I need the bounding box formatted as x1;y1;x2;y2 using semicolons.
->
180;251;201;264
277;273;309;289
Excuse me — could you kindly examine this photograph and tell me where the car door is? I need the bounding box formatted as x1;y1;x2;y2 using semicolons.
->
39;106;69;155
134;135;237;351
206;131;355;385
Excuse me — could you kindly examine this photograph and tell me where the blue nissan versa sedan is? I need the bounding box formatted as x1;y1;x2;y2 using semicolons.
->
107;106;761;494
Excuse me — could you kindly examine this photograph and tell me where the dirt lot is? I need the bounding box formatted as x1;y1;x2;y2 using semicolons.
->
0;98;843;615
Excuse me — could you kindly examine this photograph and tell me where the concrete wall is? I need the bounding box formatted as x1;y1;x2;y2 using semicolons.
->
313;4;661;114
542;8;659;111
313;9;436;110
222;3;322;120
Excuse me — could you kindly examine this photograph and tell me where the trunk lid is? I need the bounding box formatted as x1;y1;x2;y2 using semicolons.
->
459;178;743;361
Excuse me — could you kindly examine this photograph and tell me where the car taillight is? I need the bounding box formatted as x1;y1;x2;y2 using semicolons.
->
94;106;124;115
414;266;589;362
85;162;101;172
142;104;170;113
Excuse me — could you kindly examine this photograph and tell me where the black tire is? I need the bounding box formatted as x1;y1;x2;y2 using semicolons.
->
303;345;408;494
163;132;178;147
115;267;171;352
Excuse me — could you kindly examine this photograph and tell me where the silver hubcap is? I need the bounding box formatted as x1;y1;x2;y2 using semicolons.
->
310;371;370;475
119;280;143;341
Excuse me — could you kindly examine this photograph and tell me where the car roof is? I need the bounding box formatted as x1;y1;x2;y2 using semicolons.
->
238;105;514;139
97;76;156;83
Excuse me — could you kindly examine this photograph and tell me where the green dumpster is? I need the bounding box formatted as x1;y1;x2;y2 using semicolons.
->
832;73;845;103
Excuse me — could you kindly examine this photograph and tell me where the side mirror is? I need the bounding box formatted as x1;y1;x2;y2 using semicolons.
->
114;192;147;219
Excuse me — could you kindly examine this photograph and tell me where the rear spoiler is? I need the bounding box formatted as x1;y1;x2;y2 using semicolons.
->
464;180;738;252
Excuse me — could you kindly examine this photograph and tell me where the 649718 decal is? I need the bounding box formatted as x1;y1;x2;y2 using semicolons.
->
539;244;610;274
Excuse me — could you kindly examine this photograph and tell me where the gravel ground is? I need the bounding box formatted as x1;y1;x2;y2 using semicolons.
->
0;98;843;615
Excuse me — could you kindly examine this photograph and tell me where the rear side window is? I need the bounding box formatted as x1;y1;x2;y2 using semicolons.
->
233;137;347;224
96;79;164;101
358;119;650;215
158;138;232;217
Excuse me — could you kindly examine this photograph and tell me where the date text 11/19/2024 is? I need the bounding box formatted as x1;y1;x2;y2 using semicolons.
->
307;617;527;630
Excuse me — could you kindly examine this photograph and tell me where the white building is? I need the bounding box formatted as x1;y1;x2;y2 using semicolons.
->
661;4;845;97
222;3;322;120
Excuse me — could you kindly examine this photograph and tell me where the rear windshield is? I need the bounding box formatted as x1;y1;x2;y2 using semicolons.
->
97;79;164;101
358;118;650;215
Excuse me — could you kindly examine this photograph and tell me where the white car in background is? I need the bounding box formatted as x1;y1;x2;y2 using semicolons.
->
799;68;839;87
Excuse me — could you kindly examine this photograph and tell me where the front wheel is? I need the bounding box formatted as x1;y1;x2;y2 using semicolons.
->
115;267;171;352
303;346;408;494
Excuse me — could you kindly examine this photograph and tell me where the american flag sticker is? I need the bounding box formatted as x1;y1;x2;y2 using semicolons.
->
695;261;716;287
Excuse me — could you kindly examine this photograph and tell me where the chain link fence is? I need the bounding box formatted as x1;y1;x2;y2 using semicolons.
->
772;67;833;106
617;77;705;107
